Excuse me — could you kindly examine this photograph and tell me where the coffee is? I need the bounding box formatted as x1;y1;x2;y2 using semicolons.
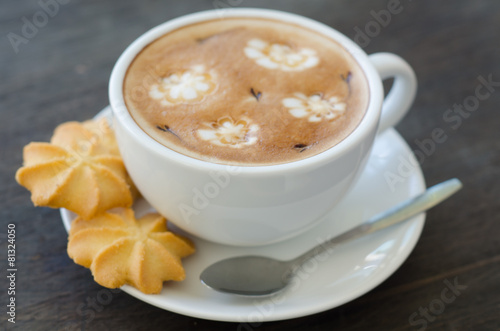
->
124;18;369;165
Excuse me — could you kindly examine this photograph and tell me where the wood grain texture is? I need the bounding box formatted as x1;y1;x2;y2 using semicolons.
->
1;0;500;330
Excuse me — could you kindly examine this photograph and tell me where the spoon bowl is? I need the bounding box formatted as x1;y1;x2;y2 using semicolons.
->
201;256;291;296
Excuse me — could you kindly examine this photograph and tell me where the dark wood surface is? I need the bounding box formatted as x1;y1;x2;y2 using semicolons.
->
1;1;500;330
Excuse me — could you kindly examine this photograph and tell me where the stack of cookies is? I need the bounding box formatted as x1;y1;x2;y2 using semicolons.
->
16;118;195;294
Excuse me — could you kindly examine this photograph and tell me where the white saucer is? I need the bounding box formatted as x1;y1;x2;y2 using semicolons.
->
61;107;425;322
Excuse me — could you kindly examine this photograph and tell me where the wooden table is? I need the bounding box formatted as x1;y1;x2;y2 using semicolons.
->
2;1;499;330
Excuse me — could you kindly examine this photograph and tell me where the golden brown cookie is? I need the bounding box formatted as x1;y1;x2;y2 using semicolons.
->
15;118;136;219
82;118;140;199
67;208;195;294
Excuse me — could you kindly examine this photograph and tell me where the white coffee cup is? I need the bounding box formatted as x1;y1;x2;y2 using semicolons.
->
109;8;417;246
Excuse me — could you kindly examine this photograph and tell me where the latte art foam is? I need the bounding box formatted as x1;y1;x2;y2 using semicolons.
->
149;65;217;105
124;18;369;165
244;38;319;71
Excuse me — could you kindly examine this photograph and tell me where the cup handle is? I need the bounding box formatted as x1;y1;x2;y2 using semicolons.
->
369;52;417;134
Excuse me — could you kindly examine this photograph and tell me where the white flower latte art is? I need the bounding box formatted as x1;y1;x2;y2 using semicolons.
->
244;39;319;71
149;65;217;105
197;117;259;148
282;93;346;122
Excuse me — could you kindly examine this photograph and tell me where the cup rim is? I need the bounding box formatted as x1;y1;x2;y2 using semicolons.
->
109;8;383;174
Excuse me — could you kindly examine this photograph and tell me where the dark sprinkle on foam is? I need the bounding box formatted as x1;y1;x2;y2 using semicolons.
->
293;144;310;153
156;124;180;139
341;71;352;83
250;88;262;101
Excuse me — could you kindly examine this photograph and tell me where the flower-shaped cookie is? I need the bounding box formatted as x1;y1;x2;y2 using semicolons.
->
67;209;195;294
282;93;346;122
149;65;217;105
197;116;259;148
15;118;135;220
81;118;121;156
244;38;319;71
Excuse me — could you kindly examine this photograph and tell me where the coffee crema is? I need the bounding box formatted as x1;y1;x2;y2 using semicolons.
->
124;18;369;165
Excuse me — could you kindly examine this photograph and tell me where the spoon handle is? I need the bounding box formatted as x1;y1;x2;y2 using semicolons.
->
292;178;463;265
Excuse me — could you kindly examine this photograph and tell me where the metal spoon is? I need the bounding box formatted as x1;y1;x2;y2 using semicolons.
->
200;178;462;296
